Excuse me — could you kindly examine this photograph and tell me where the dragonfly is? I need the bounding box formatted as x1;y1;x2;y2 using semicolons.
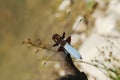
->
52;32;82;59
50;11;84;60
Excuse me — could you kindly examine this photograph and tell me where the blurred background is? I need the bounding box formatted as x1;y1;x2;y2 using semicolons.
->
0;0;120;80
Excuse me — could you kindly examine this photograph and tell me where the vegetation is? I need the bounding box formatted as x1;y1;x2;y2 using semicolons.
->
0;0;120;80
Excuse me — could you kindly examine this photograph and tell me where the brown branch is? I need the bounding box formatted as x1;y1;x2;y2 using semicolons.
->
55;52;88;80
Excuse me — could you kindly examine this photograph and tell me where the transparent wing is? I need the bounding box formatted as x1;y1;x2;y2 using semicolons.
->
64;43;82;59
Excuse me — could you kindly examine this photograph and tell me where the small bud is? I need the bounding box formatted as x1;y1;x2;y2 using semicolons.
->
91;60;94;62
109;52;112;57
27;38;32;44
43;61;47;66
38;42;42;46
35;49;40;54
67;10;71;16
107;59;111;62
100;51;105;55
21;40;25;45
95;59;99;62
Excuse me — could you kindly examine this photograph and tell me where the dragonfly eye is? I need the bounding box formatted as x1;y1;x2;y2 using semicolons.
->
54;38;58;42
52;34;61;42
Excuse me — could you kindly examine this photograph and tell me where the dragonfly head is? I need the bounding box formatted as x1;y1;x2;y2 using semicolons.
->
52;34;62;43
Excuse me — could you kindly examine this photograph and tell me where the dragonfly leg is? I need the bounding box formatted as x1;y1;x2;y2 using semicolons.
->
61;32;66;39
53;43;59;47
